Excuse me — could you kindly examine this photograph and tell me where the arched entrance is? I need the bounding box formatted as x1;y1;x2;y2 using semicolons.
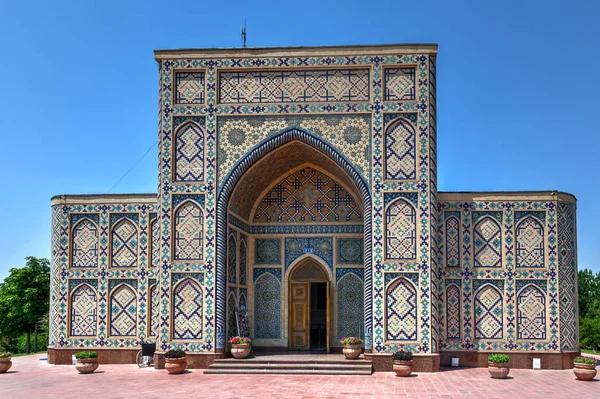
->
215;127;372;352
287;257;331;351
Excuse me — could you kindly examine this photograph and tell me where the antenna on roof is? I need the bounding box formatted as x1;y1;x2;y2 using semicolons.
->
240;19;247;48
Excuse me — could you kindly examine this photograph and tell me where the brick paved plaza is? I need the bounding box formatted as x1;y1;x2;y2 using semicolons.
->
2;354;598;399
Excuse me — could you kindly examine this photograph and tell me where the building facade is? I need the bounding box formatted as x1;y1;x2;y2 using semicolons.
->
48;44;579;371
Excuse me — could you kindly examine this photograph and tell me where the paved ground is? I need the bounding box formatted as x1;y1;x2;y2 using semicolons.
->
1;354;598;399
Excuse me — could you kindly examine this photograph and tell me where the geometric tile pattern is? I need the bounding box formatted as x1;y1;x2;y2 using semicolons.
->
227;234;236;284
337;238;363;264
254;272;281;339
516;216;544;268
255;238;281;264
253;167;362;223
446;284;461;339
474;285;503;339
227;293;237;340
72;219;98;268
558;202;578;350
150;218;160;268
111;219;138;267
386;278;417;341
384;67;416;101
337;272;364;340
173;278;203;340
445;216;460;267
219;69;370;104
517;285;546;340
285;237;334;271
473;217;502;268
110;284;137;337
174;201;203;261
149;283;159;339
239;235;247;286
385;118;416;180
70;284;97;336
175;71;205;104
175;122;205;182
385;199;417;260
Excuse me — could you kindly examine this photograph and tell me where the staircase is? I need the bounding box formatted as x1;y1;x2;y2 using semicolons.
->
204;355;373;375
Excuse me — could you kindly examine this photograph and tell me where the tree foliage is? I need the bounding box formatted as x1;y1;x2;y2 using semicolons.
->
0;257;50;353
578;269;600;351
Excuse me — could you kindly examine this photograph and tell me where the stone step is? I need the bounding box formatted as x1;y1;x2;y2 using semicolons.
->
203;368;372;375
209;362;372;371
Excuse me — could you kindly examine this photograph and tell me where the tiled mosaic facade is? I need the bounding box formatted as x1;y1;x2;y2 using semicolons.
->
50;45;578;363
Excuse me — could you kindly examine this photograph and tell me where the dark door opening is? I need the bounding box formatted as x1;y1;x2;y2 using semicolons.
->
310;282;327;351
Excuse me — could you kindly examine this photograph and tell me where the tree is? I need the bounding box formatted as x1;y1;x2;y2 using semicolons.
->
0;257;50;354
578;269;600;320
580;317;600;352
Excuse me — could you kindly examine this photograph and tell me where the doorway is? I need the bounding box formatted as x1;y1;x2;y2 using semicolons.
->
288;260;330;352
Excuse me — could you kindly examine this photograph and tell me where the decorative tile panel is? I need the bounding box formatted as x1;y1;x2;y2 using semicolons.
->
239;235;247;285
111;219;138;267
473;217;502;268
385;118;416;180
72;219;99;268
337;272;364;339
516;216;544;268
150;218;160;268
285;237;333;271
175;122;205;182
337;238;363;264
474;285;503;339
173;278;203;340
253;167;362;223
558;202;578;350
219;69;370;104
227;293;237;339
70;283;97;336
149;283;159;338
255;238;281;264
227;233;237;284
384;67;416;101
175;71;205;104
517;285;546;340
385;199;417;260
110;284;137;337
445;214;460;268
174;201;203;261
254;272;281;339
446;283;461;340
386;278;417;341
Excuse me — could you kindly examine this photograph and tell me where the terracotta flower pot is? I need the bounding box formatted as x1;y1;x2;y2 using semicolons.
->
231;344;251;359
573;363;597;381
393;360;413;377
342;344;362;359
75;358;98;374
165;357;187;374
0;357;12;373
488;362;510;379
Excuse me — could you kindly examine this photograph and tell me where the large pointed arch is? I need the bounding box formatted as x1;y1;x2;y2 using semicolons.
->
216;127;372;350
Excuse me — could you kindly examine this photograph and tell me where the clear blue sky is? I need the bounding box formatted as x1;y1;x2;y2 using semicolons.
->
0;0;598;281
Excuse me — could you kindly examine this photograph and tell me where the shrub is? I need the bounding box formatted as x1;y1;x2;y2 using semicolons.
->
75;351;98;359
488;354;509;364
393;350;413;361
0;338;10;358
165;349;186;359
339;337;363;346
574;356;597;365
229;336;251;345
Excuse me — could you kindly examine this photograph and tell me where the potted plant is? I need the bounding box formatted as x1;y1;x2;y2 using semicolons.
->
0;341;11;373
164;349;187;374
229;336;251;359
487;354;510;379
74;351;99;374
393;350;413;377
573;356;597;381
340;337;363;359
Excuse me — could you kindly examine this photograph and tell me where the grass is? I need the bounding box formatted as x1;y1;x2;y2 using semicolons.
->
581;349;598;355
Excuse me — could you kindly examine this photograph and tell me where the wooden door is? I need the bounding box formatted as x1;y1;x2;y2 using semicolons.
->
290;282;310;350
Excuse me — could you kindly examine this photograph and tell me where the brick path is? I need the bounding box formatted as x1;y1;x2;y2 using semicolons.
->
1;354;598;399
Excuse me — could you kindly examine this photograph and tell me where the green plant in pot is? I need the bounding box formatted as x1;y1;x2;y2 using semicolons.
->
75;351;99;374
392;350;414;377
0;340;12;373
487;354;510;379
164;349;187;374
573;356;597;381
339;337;363;360
229;336;251;359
